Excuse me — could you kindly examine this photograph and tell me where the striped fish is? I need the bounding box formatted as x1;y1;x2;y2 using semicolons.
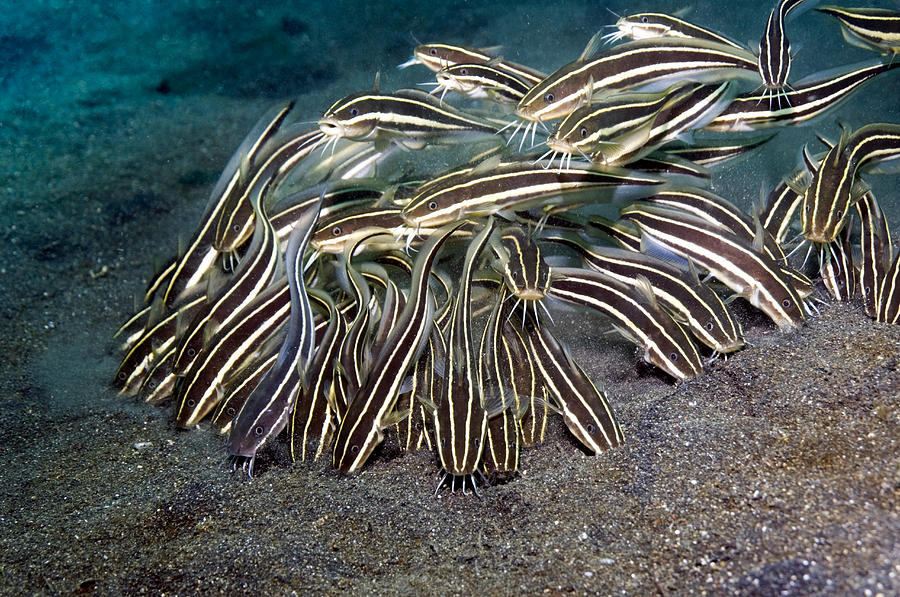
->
319;89;499;150
401;43;545;85
289;288;346;462
548;266;703;380
820;223;856;302
112;292;205;397
856;192;892;318
705;61;900;132
499;315;548;447
402;158;664;229
434;220;496;492
757;0;809;107
620;203;806;330
213;126;325;254
759;174;804;245
490;225;552;302
227;201;321;472
433;63;533;105
878;250;900;324
332;222;464;473
662;134;777;168
171;177;282;378
545;86;680;166
802;123;900;244
590;81;736;166
479;291;520;477
543;230;743;354
173;278;291;428
818;6;900;56
515;37;759;124
521;312;624;453
638;186;815;298
604;12;744;49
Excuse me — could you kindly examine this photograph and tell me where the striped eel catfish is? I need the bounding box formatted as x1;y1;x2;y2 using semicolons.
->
478;291;520;477
402;158;665;229
434;220;496;492
705;61;900;132
544;85;685;167
878;250;900;324
288;288;346;462
515;37;759;125
586;215;643;253
213;126;326;254
113;292;205;396
211;349;279;434
171;176;282;378
759;174;804;244
269;182;385;245
856;192;892;318
591;81;736;166
311;206;410;255
333;222;465;474
548;267;703;380
756;0;810;107
820;223;856;302
662;134;777;168
620;203;806;330
400;43;546;85
521;311;624;452
638;186;815;298
603;12;744;48
499;313;548;447
173;277;291;428
318;88;500;151
490;225;552;304
542;230;743;354
227;202;321;470
802;123;900;244
433;63;533;106
817;6;900;56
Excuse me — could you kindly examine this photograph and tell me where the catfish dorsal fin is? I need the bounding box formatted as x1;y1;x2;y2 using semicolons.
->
752;214;766;253
372;71;381;93
479;45;503;57
634;274;659;309
801;144;819;174
579;31;605;61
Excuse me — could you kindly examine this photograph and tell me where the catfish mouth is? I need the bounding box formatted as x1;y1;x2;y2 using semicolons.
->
318;117;344;137
515;288;547;301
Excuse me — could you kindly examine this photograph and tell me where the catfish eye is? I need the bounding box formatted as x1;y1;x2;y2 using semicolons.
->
430;49;437;55
580;127;588;138
836;210;843;218
586;423;596;435
782;299;791;307
226;407;235;416
706;322;714;331
331;225;342;236
349;107;359;117
187;348;196;357
670;353;679;361
460;68;468;75
117;372;126;380
805;204;810;212
350;444;360;454
232;223;240;232
254;425;264;436
641;16;649;23
187;399;195;407
473;438;480;447
427;200;438;210
544;92;555;103
511;270;519;281
148;380;157;388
